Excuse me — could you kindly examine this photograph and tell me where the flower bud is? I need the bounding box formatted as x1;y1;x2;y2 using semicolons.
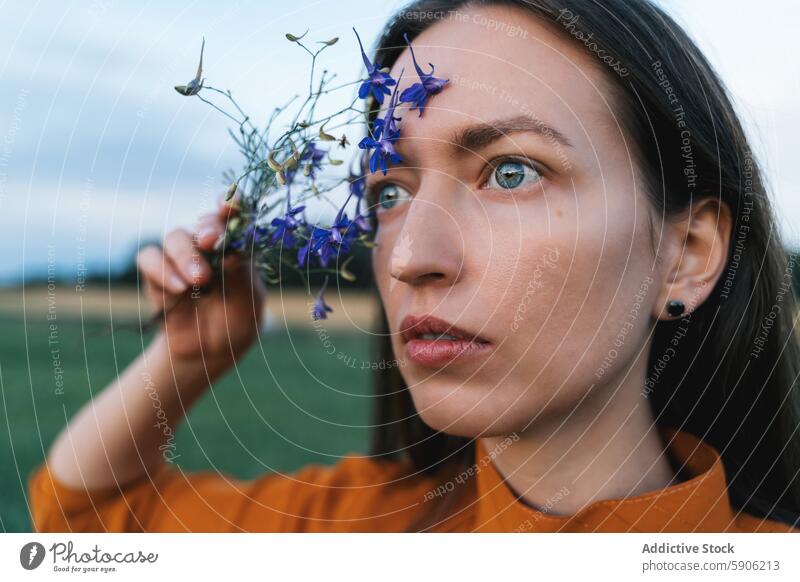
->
224;182;238;201
285;30;308;42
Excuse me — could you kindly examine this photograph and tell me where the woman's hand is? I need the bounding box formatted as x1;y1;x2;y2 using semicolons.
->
136;198;267;372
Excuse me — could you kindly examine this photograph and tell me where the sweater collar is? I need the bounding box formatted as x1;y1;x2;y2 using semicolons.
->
473;426;735;532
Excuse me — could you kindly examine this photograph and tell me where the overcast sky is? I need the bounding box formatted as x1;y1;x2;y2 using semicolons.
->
0;0;797;284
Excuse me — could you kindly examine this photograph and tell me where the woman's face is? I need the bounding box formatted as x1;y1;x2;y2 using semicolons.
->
369;5;661;437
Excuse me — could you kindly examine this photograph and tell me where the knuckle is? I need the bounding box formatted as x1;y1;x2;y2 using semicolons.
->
164;228;191;248
198;212;218;224
136;245;160;267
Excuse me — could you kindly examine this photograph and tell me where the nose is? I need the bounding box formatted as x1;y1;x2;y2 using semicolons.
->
388;179;464;288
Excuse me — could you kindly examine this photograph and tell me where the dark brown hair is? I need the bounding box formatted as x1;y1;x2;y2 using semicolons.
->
363;0;800;527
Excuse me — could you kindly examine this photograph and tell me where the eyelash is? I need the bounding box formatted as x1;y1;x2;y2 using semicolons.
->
366;155;548;213
480;155;547;191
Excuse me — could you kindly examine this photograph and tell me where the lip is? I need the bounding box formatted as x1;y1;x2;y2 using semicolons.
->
400;314;494;368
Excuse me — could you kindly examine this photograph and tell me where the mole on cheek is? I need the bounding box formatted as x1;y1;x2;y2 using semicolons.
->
555;208;563;217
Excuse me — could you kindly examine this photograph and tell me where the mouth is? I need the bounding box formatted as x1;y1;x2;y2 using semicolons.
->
399;314;493;367
400;314;490;343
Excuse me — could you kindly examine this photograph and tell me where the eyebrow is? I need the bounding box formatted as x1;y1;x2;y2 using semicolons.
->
449;114;573;153
361;114;573;176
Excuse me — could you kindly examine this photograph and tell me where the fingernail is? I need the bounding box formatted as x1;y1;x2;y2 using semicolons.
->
196;226;215;242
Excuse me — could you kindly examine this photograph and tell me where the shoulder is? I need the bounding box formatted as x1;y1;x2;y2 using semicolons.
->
29;454;438;533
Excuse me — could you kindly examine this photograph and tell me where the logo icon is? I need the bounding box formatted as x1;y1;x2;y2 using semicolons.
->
20;542;46;570
390;232;413;292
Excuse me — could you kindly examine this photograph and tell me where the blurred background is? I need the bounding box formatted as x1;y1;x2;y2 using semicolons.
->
1;0;799;531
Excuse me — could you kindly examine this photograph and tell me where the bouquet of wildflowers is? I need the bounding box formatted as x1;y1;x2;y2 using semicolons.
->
164;28;447;322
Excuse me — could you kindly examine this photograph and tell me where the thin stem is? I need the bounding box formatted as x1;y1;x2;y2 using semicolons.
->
196;94;244;126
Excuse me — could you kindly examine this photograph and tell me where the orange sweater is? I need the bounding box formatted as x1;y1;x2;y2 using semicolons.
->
28;427;798;532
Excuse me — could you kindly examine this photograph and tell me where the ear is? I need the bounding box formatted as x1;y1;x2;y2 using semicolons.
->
652;197;733;321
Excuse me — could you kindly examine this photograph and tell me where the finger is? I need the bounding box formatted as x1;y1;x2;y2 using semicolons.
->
142;278;171;313
217;195;240;221
163;228;212;288
136;245;187;296
194;215;225;252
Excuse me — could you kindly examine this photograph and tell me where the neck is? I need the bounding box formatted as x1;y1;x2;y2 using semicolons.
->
481;369;678;516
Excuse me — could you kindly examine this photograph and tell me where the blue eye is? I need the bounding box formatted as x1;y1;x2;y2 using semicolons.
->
377;183;412;211
487;160;541;190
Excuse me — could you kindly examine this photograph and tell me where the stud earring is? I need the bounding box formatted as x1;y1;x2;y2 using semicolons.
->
666;299;685;317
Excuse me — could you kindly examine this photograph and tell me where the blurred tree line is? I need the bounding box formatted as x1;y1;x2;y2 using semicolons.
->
87;244;800;296
104;238;376;290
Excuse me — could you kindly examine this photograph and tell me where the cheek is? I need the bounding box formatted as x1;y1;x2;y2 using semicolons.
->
484;191;656;369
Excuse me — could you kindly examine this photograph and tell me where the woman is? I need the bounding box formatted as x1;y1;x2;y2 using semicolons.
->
29;0;800;532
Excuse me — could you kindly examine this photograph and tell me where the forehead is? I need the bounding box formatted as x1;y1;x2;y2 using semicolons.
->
385;4;617;146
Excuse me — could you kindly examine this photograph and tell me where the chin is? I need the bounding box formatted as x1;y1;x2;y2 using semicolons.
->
410;389;526;438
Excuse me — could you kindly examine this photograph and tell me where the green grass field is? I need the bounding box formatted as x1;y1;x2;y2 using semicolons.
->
0;313;375;532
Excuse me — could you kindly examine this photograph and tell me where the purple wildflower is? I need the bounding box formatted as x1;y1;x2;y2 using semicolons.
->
348;173;372;234
297;198;360;269
230;221;269;251
353;208;373;234
349;171;366;199
270;202;306;248
311;278;334;320
297;225;322;267
319;215;358;267
358;70;404;175
398;33;448;117
354;28;396;105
